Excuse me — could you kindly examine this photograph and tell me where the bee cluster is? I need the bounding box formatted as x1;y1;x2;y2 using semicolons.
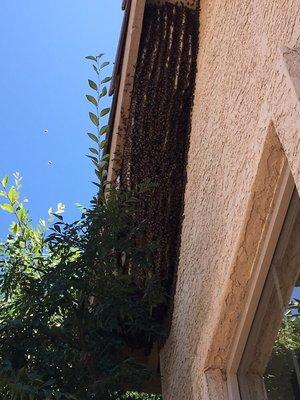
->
118;0;199;315
147;0;199;10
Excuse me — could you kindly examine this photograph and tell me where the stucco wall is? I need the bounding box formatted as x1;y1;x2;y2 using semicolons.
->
160;1;300;399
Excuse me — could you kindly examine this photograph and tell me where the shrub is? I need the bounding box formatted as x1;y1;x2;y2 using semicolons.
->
0;55;164;399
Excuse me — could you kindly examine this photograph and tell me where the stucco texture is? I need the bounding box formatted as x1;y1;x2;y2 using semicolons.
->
160;1;300;399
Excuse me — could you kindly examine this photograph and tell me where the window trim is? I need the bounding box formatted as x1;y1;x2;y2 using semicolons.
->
227;161;296;400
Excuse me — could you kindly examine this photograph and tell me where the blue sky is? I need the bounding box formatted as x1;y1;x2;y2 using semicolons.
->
0;0;123;237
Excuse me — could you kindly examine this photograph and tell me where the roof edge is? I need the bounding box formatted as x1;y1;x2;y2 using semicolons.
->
106;0;146;183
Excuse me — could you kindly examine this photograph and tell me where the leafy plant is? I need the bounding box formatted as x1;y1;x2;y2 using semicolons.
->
277;310;300;351
0;56;165;399
0;174;165;399
85;54;111;186
265;307;300;399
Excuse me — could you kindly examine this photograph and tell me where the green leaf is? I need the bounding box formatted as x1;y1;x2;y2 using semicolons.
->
85;55;97;62
54;224;61;233
7;186;18;203
87;133;98;143
88;80;97;90
17;205;27;221
93;65;99;75
89;147;99;155
52;213;63;220
0;190;6;197
101;76;112;84
89;112;99;127
100;108;110;117
100;140;107;149
0;203;14;213
100;125;109;135
102;154;110;161
97;53;104;58
100;86;107;98
86;95;98;107
86;155;98;162
11;222;20;234
1;175;8;188
100;61;110;69
95;169;102;180
90;159;99;167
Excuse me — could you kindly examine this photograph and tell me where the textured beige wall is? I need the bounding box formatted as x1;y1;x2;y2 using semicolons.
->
160;1;300;399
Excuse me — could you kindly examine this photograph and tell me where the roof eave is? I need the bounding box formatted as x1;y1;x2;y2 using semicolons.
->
105;0;146;183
